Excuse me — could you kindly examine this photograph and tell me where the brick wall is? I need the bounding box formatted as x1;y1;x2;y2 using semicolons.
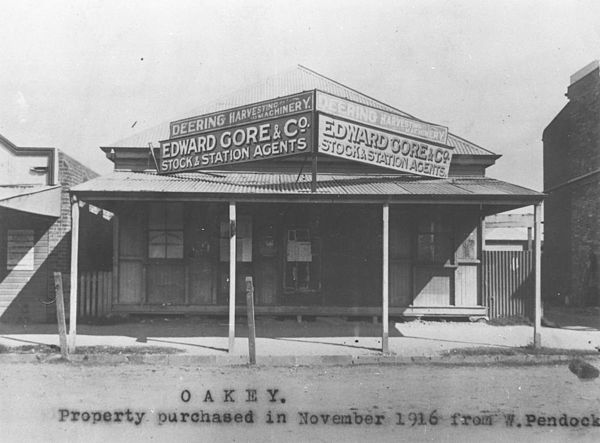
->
543;66;600;305
44;152;98;320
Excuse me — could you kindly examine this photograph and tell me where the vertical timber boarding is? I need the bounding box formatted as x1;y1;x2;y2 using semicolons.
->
482;250;534;319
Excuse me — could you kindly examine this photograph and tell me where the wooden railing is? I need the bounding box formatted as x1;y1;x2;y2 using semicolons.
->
78;271;112;318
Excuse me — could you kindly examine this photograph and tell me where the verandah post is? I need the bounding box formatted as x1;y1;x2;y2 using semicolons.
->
533;202;542;348
229;201;237;352
68;197;80;353
382;202;390;354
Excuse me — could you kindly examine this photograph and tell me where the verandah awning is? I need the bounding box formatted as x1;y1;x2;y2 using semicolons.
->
70;170;543;206
0;185;61;217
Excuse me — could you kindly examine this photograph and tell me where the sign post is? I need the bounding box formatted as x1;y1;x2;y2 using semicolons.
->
53;272;69;359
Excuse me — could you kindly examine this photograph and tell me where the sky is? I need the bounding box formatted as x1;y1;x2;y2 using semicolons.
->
1;0;599;191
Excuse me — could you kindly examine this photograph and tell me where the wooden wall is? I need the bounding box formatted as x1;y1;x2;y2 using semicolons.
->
113;202;481;310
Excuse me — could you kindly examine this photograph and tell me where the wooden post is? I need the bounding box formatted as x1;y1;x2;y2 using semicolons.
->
533;202;542;348
311;154;318;193
246;276;256;365
112;214;119;308
228;201;237;353
53;272;69;359
68;198;79;353
382;202;390;354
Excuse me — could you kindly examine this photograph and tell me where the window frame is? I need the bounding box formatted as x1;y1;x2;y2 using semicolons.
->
147;203;185;260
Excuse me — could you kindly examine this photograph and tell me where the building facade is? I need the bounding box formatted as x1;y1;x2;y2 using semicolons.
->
543;60;600;306
0;134;99;322
71;66;542;324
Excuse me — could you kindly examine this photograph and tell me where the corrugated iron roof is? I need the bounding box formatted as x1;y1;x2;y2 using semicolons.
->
108;65;496;157
72;170;541;201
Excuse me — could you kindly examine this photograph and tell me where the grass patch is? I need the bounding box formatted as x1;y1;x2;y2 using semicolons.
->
487;316;532;326
444;345;599;357
0;344;59;354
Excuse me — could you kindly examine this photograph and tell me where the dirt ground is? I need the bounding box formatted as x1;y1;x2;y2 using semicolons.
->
1;360;599;442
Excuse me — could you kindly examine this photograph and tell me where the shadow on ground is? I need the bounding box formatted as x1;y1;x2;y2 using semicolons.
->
0;315;406;340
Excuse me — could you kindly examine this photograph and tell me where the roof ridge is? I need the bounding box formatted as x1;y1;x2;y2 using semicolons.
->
447;132;497;155
297;65;413;118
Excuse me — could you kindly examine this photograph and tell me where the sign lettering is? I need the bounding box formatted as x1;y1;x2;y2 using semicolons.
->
316;91;448;144
170;92;314;138
160;113;312;173
317;115;453;178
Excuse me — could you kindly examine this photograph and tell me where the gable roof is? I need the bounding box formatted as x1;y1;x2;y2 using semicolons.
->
107;65;496;156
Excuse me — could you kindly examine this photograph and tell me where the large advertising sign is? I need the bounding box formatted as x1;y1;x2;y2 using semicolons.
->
169;92;314;139
159;113;312;173
316;91;448;145
318;114;453;178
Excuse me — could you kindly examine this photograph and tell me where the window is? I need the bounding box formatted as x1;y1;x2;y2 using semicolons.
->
417;216;453;265
457;227;477;260
148;203;184;259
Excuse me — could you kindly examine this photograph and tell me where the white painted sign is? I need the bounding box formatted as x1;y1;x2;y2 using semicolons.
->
316;91;448;144
318;115;453;178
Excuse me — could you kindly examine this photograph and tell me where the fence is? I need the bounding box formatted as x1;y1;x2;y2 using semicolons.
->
482;250;534;319
78;271;112;318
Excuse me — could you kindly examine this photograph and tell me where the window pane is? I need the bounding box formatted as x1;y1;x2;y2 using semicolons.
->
458;229;477;259
149;231;166;246
417;233;435;262
435;233;453;264
165;231;184;246
166;244;183;259
149;244;165;258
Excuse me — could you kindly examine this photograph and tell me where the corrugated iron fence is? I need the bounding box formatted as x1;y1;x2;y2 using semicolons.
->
78;271;112;318
482;250;534;319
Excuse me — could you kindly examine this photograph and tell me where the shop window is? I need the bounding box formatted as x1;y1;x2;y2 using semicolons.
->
6;229;34;270
148;203;184;259
285;228;320;291
417;217;453;265
457;227;478;260
219;216;252;262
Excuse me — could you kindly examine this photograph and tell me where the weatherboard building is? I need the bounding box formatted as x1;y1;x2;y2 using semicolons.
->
69;66;543;349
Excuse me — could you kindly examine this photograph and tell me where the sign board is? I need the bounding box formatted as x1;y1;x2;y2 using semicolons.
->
317;115;453;178
169;92;314;139
160;113;313;173
316;91;448;144
7;229;34;271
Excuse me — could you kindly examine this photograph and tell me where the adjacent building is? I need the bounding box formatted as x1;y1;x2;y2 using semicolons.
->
543;60;600;306
0;134;99;322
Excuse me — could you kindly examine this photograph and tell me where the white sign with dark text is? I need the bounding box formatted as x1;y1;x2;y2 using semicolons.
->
317;115;453;178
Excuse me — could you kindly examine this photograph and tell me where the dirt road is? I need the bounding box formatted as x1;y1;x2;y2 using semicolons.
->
1;360;599;442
